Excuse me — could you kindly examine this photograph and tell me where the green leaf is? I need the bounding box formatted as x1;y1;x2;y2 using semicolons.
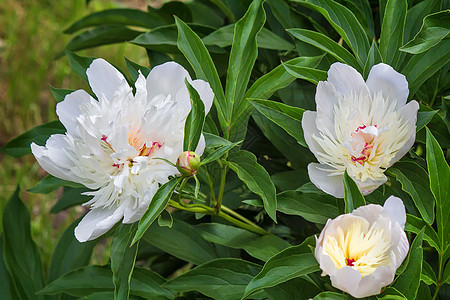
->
204;132;232;147
132;177;181;245
249;99;306;146
195;223;290;261
377;287;407;299
50;86;75;102
65;51;95;81
175;18;227;129
287;28;361;71
130;25;178;54
64;8;166;33
1;120;65;157
421;261;437;285
405;214;440;250
426;128;450;246
0;238;15;299
48;217;97;282
65;25;141;52
125;58;150;83
50;187;90;213
282;63;328;85
226;150;277;222
264;276;321;300
2;187;45;300
294;0;370;65
313;292;347;299
111;223;139;300
184;80;206;151
389;161;435;224
143;219;219;265
201;141;241;165
379;0;407;67
416;110;438;132
242;237;319;298
393;229;424;300
225;0;266;137
157;209;173;228
28;174;84;194
400;11;450;54
343;170;366;213
363;40;382;79
208;0;236;22
164;258;261;300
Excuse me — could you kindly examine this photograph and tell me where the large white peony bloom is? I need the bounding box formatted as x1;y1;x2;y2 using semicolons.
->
315;196;409;298
31;59;213;242
302;63;419;197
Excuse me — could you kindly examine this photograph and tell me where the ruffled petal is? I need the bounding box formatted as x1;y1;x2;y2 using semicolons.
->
74;205;125;242
354;176;387;196
366;63;409;109
302;111;326;159
56;90;94;137
382;196;406;228
86;58;129;101
330;266;363;298
123;183;158;224
308;163;344;198
356;265;394;298
191;79;214;114
327;62;369;97
315;81;339;138
352;203;383;225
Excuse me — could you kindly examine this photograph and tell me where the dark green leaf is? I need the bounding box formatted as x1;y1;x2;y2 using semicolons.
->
125;58;150;83
184;80;206;151
405;214;440;250
65;51;95;82
264;276;321;300
389;161;435;224
132;177;181;245
343;170;366;213
226;150;277;222
50;86;75;102
242;237;319;298
204;132;232;147
2;187;45;300
0;237;15;299
111;223;139;300
50;187;90;213
417;110;438;132
313;292;347;299
377;287;407;299
421;261;437;285
363;41;382;79
282;63;328;85
28;174;84;194
164;258;261;300
157;210;173;228
249;99;306;146
201;141;241;165
1;120;65;157
401;11;450;54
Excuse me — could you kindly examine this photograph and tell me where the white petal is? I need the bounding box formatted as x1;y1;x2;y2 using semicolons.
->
86;58;128;101
56;90;93;137
327;62;369;97
308;163;344;198
123;183;158;224
392;226;409;269
191;79;214;114
74;205;124;242
319;253;338;277
356;265;394;298
354;176;387;196
315;81;338;138
366;63;409;109
146;61;191;103
382;196;406;228
330;266;363;297
302;111;326;159
352;203;383;225
195;134;206;157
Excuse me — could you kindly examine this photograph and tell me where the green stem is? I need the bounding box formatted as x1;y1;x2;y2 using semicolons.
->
215;165;227;213
432;251;445;300
177;177;189;201
221;205;259;227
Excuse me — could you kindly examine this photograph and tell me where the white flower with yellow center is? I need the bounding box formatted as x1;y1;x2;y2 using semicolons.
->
31;59;213;242
303;63;419;197
315;196;409;298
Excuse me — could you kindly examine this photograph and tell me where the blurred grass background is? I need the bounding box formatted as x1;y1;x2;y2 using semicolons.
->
0;0;153;269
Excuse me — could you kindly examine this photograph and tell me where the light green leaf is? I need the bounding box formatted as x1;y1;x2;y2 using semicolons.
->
226;150;277;222
401;11;450;54
282;63;328;85
157;209;173;228
132;177;181;245
28;174;84;194
242;237;319;298
201;141;241;165
421;261;437;285
343;170;366;213
164;258;261;300
184;79;206;151
405;214;440;250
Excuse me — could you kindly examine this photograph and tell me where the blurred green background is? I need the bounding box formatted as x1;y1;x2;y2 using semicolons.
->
0;0;156;269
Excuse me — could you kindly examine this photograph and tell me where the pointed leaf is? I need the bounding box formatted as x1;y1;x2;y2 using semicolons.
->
201;141;241;165
50;86;75;102
28;174;84;194
405;214;440;251
65;51;95;81
282;63;327;85
343;170;366;213
184;79;206;151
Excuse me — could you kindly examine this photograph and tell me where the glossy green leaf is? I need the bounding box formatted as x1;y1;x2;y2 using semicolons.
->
313;292;347;299
143;219;219;265
125;58;150;82
50;86;75;102
50;187;90;213
65;51;95;81
393;229;424;300
195;223;290;261
204;132;232;147
157;209;173;228
226;150;277;222
421;261;437;285
377;287;407;299
184;80;206;151
28;174;84;194
404;0;442;42
363;40;382;79
130;25;178;53
175;18;227;129
401;11;450;54
132;177;181;245
293;0;370;65
379;0;407;67
416;110;438;132
282;63;328;85
405;214;440;250
2;187;45;300
164;258;261;300
242;237;319;298
64;9;166;33
201;141;241;165
249;99;306;146
343;170;366;213
426;128;450;246
389;161;435;224
1;120;65;157
287;28;361;71
111;223;139;300
48;217;97;282
264;276;321;300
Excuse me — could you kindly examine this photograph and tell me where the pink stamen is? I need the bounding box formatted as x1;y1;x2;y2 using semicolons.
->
346;258;355;266
101;135;115;152
139;142;162;157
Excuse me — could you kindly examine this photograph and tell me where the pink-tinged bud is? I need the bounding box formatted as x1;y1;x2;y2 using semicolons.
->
176;151;201;177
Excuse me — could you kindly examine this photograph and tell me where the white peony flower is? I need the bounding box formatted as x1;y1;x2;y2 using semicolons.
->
315;196;409;298
302;63;419;197
31;59;213;242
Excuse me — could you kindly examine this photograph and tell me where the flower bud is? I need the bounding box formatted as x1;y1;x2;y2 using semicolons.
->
176;151;201;177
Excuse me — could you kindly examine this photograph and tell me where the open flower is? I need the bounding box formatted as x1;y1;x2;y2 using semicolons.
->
302;63;419;197
31;59;213;242
315;196;409;298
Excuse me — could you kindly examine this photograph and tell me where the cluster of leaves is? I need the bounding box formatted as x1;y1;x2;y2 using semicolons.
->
1;0;449;299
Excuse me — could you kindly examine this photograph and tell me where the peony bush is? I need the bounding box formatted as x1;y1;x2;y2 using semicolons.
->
1;0;449;299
